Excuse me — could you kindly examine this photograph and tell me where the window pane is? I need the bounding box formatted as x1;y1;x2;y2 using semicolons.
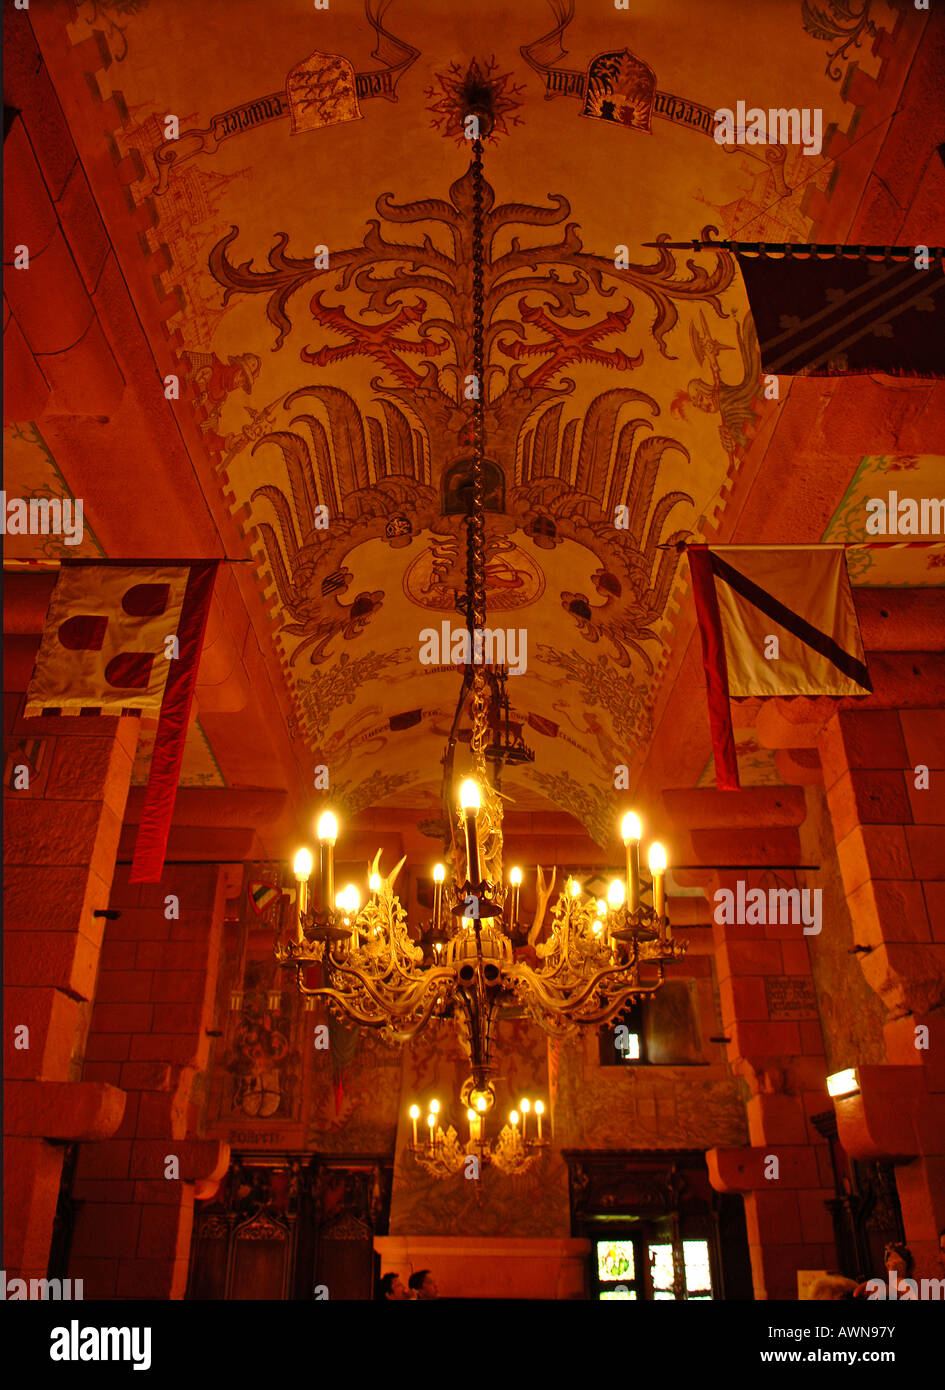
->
620;1033;640;1060
683;1240;712;1296
600;1288;637;1300
597;1241;634;1282
649;1243;674;1291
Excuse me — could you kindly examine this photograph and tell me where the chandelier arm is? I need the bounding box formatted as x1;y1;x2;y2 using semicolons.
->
535;976;668;1029
320;960;457;1017
505;958;659;1016
297;979;450;1039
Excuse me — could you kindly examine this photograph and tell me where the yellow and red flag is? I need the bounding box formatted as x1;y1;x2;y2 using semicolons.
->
687;545;871;789
25;561;218;880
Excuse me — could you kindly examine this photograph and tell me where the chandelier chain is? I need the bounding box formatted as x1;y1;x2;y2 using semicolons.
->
468;136;488;770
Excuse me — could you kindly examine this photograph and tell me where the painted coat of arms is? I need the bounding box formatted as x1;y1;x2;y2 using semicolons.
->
286;51;362;132
582;49;656;131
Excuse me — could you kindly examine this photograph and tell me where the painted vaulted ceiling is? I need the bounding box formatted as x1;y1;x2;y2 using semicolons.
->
9;0;924;840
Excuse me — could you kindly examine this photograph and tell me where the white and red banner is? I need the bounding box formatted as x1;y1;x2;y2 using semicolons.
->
25;561;218;881
687;545;871;789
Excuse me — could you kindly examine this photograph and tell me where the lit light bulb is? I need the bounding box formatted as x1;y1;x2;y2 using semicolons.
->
427;1113;436;1129
592;919;603;935
510;866;522;886
569;878;581;898
608;878;625;908
476;1095;487;1113
509;1110;519;1126
467;1108;475;1122
342;883;360;913
621;812;642;844
648;842;667;874
369;873;381;893
409;1105;420;1120
534;1101;544;1116
433;863;445;883
293;848;312;880
596;898;607;916
431;1099;440;1115
521;1098;530;1114
317;811;338;844
460;779;481;812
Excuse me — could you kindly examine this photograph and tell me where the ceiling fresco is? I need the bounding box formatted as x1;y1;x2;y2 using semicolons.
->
45;0;906;837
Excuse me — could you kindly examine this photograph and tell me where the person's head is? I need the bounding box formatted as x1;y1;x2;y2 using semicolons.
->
408;1269;439;1299
378;1272;407;1301
883;1242;914;1277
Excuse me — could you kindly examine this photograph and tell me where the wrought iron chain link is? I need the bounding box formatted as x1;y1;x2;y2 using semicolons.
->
468;136;488;771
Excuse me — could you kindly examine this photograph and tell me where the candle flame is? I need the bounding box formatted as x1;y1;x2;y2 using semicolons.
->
459;779;481;812
648;842;667;873
293;848;312;880
317;811;338;843
621;812;642;844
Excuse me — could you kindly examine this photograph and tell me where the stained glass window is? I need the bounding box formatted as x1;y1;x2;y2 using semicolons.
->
683;1240;712;1298
649;1243;675;1294
597;1240;634;1282
600;1288;637;1300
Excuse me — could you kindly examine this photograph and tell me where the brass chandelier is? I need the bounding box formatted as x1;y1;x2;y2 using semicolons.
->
275;128;686;1135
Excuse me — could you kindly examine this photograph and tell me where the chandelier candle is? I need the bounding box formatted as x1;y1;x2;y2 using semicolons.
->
509;866;522;928
317;812;337;911
622;813;642;911
293;849;312;942
521;1097;530;1141
433;862;445;927
460;780;482;886
535;1100;544;1141
649;843;667;934
409;1105;419;1146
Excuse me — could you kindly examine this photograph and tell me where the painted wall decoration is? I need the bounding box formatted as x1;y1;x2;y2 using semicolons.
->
522;3;716;140
1;423;103;562
209;868;304;1129
50;0;915;833
823;455;945;587
388;1018;570;1238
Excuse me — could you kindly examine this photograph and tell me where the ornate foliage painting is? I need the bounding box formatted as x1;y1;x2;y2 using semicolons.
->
67;0;897;833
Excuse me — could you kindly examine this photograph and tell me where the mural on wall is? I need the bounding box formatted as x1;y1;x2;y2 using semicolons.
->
823;455;945;587
210;868;305;1127
389;1018;570;1238
1;423;103;562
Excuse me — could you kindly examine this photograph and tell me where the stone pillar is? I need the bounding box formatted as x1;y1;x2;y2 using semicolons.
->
818;707;945;1279
3;692;136;1282
68;864;230;1298
665;789;837;1299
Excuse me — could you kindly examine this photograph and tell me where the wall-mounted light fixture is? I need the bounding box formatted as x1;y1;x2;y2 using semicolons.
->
826;1067;860;1099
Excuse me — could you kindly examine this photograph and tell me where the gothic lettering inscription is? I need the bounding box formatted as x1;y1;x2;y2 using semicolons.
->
764;976;818;1020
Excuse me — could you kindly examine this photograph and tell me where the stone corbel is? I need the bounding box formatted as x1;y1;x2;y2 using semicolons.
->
832;1064;929;1162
